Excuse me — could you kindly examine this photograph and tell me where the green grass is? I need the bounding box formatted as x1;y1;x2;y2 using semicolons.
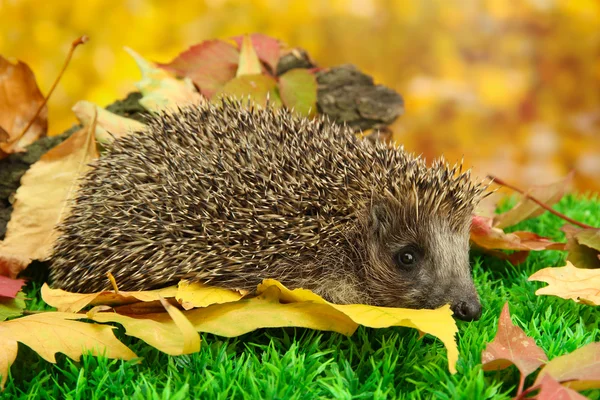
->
3;195;600;399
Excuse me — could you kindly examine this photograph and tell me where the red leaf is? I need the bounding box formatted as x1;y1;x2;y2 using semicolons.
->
536;375;588;400
158;40;240;99
0;276;26;299
535;342;600;391
232;33;281;73
470;215;566;252
481;303;548;379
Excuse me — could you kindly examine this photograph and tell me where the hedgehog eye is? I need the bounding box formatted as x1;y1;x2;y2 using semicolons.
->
395;247;420;268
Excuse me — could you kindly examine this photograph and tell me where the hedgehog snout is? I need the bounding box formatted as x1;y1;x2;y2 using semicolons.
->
451;297;482;321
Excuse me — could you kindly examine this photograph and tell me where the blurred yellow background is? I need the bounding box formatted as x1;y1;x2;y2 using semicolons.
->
1;0;599;192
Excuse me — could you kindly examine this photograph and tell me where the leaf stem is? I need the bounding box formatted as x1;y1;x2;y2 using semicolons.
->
487;175;595;230
17;35;89;140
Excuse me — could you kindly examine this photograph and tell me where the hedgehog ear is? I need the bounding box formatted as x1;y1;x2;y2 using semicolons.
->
369;201;392;236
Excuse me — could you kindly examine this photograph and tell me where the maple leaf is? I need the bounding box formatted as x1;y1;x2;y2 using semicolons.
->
125;47;203;112
0;125;98;277
232;33;281;73
0;277;25;299
0;56;47;156
529;261;600;306
481;303;548;394
534;342;600;391
71;100;146;144
0;312;137;388
493;173;573;229
158;39;240;98
279;68;318;116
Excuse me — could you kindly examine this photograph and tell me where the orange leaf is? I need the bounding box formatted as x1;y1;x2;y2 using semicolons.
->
0;56;47;156
535;342;600;391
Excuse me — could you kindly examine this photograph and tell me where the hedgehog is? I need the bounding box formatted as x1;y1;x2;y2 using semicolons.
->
49;100;487;321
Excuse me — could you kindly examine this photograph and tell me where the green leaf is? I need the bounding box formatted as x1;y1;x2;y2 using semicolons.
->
0;292;26;321
214;74;282;108
279;69;318;116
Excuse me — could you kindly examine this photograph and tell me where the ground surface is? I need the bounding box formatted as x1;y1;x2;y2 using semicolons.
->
3;195;599;399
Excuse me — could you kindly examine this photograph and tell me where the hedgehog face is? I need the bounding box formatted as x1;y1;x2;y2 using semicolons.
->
363;199;482;321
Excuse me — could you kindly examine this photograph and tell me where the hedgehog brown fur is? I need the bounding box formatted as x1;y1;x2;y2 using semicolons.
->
50;100;487;321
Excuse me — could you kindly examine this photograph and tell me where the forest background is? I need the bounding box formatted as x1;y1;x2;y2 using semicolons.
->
1;0;598;192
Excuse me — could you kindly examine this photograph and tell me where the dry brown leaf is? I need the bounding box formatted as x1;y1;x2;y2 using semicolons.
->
0;126;98;277
529;261;600;306
0;56;47;156
0;311;136;388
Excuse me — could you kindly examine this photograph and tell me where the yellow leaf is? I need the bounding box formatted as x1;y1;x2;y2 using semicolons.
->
0;125;98;277
71;100;146;144
41;283;178;313
236;35;262;77
258;280;459;373
0;312;137;388
529;261;600;306
159;297;201;354
125;47;204;112
176;280;244;310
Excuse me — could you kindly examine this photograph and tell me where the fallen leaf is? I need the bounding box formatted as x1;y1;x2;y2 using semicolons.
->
535;342;600;391
0;311;136;388
0;126;98;277
0;56;47;155
158;40;240;98
214;74;282;108
159;297;201;354
41;283;178;313
125;47;203;112
257;280;459;373
0;277;25;299
470;215;566;252
72;100;146;144
236;35;262;77
536;375;588;400
481;303;548;380
175;280;244;310
279;68;318;116
232;33;281;73
0;292;26;321
494;173;574;229
529;261;600;305
565;228;600;269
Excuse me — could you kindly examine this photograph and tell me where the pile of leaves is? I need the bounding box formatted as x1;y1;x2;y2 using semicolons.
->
0;34;598;398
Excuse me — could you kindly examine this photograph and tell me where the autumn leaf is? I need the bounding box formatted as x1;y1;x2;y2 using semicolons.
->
279;69;318;116
0;292;26;321
481;303;548;393
534;342;600;391
125;47;203;112
470;215;566;253
0;56;47;156
236;35;262;77
71;100;146;144
232;33;281;73
0;277;25;299
41;283;178;313
158;39;240;99
0;311;137;388
564;227;600;269
529;261;600;305
214;74;282;108
175;280;245;310
535;375;588;400
493;173;573;229
0;125;98;277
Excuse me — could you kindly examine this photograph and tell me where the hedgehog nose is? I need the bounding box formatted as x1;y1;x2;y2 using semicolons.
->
452;300;482;321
